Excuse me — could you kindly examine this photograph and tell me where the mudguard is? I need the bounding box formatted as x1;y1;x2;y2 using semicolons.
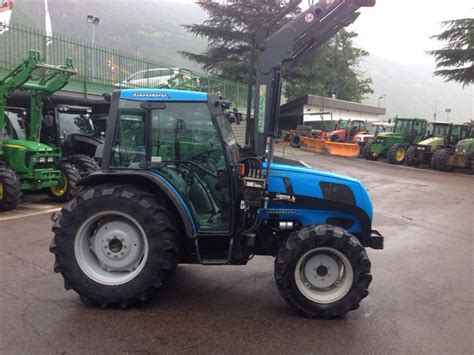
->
79;170;196;237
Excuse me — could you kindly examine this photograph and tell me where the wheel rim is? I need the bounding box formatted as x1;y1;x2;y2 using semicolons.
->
50;172;67;196
395;147;405;161
0;182;3;200
294;247;353;304
74;210;149;286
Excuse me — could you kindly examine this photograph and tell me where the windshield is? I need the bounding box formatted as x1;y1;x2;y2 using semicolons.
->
432;124;448;137
394;120;412;134
3;109;27;140
338;120;349;129
59;112;95;136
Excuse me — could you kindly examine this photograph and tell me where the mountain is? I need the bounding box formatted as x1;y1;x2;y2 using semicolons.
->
9;0;472;121
9;0;208;70
361;56;472;122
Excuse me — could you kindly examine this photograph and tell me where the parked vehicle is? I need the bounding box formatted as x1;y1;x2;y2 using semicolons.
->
355;122;393;149
432;123;474;172
363;117;427;164
116;67;188;88
406;122;470;167
328;119;367;143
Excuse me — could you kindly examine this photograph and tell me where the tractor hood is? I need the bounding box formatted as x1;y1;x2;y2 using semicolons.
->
456;138;474;155
266;162;373;221
417;136;444;147
376;132;402;139
2;138;56;153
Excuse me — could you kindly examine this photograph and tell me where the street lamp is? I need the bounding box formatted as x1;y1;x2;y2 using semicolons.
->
445;108;452;121
86;15;100;44
378;94;386;107
86;15;100;80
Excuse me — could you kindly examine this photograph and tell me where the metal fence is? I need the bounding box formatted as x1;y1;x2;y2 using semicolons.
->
0;24;249;109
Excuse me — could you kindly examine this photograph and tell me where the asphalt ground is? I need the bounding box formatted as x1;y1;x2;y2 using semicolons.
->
1;148;473;354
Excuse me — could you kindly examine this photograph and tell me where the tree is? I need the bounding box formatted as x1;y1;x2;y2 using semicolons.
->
182;0;372;102
181;0;297;82
429;18;473;87
283;30;373;102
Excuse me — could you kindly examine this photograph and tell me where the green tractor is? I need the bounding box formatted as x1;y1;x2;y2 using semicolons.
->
363;117;428;164
0;51;80;211
432;123;474;172
406;122;471;167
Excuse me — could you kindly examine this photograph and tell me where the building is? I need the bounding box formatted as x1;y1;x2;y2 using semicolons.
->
279;94;386;131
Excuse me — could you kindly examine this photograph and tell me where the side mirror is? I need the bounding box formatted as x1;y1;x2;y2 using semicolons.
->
226;111;242;125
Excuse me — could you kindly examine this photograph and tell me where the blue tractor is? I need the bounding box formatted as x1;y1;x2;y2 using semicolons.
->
50;0;383;318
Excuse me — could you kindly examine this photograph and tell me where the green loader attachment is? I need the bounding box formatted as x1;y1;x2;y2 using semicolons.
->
0;50;79;211
363;117;427;164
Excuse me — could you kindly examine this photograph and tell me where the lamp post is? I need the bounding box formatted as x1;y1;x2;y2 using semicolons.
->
445;108;451;121
378;94;386;107
86;15;100;80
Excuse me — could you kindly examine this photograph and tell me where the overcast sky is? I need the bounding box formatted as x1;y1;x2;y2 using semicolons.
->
173;0;473;68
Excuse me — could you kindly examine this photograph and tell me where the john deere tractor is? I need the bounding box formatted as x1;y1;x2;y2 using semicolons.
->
406;122;471;167
0;51;80;211
50;0;383;319
363;117;427;164
432;123;474;172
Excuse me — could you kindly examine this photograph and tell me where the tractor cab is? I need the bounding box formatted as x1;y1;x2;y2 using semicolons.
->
42;105;104;160
3;107;27;140
328;119;367;142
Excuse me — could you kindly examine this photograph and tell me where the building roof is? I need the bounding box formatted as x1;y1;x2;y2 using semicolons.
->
281;94;386;115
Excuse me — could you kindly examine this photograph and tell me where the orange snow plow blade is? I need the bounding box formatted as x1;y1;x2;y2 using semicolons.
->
300;136;327;153
324;141;360;157
300;136;360;157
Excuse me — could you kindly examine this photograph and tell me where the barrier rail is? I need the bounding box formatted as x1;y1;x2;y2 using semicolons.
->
0;24;249;109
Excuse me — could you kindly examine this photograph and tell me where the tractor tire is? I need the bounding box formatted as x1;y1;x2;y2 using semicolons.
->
290;135;301;148
388;143;407;165
0;166;21;212
49;161;81;202
50;184;180;308
431;151;439;169
434;148;454;172
274;224;372;318
68;154;100;175
406;146;419;166
363;143;379;161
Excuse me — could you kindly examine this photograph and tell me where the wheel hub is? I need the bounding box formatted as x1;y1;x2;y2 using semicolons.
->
90;219;144;273
303;253;340;289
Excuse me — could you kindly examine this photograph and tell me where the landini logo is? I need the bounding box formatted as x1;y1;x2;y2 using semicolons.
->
132;93;169;98
273;193;296;203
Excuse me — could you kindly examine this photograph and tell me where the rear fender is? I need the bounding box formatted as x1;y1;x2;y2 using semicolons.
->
80;170;196;237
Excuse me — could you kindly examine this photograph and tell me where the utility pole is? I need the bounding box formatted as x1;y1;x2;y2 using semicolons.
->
86;15;100;80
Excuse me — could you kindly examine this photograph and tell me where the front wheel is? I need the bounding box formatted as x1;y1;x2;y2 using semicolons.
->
0;166;21;211
388;143;407;165
68;154;100;175
275;225;372;318
50;184;180;308
290;135;301;148
49;161;81;202
363;143;380;160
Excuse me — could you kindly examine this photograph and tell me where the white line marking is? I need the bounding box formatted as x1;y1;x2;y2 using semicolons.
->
299;160;312;168
0;207;62;222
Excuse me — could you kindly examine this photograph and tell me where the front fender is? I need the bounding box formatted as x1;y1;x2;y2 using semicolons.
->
80;170;196;237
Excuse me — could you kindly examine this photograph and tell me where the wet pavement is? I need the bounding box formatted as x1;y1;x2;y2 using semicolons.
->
1;148;473;354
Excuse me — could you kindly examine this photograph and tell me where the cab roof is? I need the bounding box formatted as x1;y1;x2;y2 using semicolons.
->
119;89;208;102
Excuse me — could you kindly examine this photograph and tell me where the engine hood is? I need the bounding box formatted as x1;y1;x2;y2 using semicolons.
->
2;139;56;153
418;136;444;147
266;162;373;220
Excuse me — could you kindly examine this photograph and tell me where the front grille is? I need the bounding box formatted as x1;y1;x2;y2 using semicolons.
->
34;162;56;170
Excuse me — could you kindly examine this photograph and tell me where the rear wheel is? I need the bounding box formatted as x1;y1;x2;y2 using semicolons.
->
406;146;419;166
363;143;380;160
0;166;21;211
68;154;100;175
49;161;81;202
388;143;406;164
434;148;454;172
290;135;301;148
50;184;180;308
275;225;371;318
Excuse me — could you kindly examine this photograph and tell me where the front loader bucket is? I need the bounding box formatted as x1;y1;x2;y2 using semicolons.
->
324;141;360;157
300;136;327;153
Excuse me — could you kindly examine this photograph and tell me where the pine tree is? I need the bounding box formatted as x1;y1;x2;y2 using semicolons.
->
429;18;473;87
181;0;297;82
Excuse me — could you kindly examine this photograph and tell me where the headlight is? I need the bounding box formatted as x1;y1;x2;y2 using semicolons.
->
38;157;46;163
47;157;54;163
32;157;38;163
